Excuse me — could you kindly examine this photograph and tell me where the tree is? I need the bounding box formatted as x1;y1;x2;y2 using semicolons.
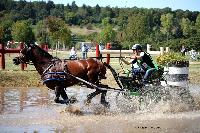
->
59;26;71;47
11;20;35;44
0;20;13;43
50;4;64;19
160;13;174;41
45;16;65;33
94;4;101;15
45;16;71;48
35;20;48;44
124;13;149;43
20;2;35;20
196;13;200;36
46;0;55;14
180;18;193;38
64;11;77;25
0;26;4;43
99;18;116;43
71;1;78;12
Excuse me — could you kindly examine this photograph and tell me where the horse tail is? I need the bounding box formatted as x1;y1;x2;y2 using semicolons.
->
103;62;123;89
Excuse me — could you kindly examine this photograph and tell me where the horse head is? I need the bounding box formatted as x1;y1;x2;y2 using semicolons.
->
13;43;53;66
13;44;33;65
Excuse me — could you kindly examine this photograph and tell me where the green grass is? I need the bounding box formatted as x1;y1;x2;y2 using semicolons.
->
69;25;101;35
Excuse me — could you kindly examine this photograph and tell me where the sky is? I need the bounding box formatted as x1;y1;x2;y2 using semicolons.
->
43;0;200;11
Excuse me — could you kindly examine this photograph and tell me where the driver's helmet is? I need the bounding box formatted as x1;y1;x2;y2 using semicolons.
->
132;44;142;51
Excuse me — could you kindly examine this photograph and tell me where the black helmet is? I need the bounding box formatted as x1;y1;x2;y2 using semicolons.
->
132;44;142;50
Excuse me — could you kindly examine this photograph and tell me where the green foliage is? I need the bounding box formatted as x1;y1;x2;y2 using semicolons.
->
160;13;174;40
99;19;116;43
196;14;200;36
0;26;4;42
59;26;71;46
35;20;48;44
86;32;98;42
44;16;71;47
156;52;188;66
180;18;193;38
0;0;200;51
0;19;14;43
11;20;35;44
124;13;150;43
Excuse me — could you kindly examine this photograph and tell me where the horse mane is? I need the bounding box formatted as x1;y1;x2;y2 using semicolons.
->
31;44;53;59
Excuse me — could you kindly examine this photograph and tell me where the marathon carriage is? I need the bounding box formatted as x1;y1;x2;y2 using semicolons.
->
109;61;194;111
104;63;172;111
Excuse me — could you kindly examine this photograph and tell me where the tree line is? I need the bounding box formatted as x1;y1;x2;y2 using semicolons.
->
0;0;200;51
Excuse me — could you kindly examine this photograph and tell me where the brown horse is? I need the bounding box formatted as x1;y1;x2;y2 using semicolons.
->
13;44;109;107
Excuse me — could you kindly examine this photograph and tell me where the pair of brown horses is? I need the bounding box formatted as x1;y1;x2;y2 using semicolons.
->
13;44;110;107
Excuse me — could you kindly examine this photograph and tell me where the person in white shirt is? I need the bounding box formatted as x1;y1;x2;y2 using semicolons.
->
69;47;77;60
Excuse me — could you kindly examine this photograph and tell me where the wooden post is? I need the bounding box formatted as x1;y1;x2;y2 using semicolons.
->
160;47;164;55
0;44;5;69
147;44;151;53
106;43;111;64
166;47;170;53
96;44;100;58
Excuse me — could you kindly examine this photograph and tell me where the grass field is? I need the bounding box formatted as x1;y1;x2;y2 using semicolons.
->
0;50;200;87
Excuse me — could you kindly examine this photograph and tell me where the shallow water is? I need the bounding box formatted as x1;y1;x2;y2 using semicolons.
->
0;84;200;133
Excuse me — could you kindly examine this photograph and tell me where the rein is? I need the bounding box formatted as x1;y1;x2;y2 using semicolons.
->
63;65;125;92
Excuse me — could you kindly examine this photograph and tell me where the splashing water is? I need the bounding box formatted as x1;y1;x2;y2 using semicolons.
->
0;85;200;133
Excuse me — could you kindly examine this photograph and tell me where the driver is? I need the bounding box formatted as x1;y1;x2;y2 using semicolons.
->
121;44;157;85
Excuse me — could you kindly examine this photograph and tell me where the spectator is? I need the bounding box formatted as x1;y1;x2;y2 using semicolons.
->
81;43;88;59
180;45;188;56
69;47;77;60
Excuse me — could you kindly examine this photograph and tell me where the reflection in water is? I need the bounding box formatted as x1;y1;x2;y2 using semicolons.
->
0;87;51;114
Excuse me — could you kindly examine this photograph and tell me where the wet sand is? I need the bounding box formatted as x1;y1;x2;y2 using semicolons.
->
0;85;200;133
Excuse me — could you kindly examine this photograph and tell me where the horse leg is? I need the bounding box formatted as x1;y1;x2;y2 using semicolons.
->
54;86;61;103
86;89;101;104
55;86;69;104
100;90;110;108
60;87;69;104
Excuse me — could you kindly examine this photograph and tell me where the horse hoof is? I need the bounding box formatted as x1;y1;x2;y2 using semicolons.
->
54;98;60;103
54;99;69;104
101;101;110;108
